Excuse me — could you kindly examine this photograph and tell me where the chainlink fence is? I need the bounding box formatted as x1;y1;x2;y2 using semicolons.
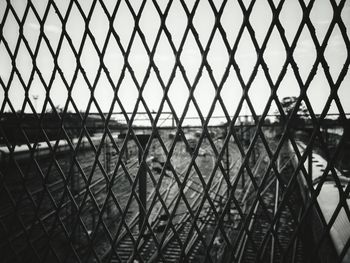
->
0;0;350;262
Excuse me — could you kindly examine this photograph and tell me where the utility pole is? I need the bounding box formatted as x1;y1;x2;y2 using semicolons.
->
241;117;245;188
226;123;230;221
136;134;150;232
308;145;313;181
32;95;39;112
69;151;79;243
125;140;129;161
105;137;111;217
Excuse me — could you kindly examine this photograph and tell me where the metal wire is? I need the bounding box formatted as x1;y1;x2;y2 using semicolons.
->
0;0;349;262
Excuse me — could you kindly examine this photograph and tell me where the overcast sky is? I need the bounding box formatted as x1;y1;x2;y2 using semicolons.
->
0;0;349;125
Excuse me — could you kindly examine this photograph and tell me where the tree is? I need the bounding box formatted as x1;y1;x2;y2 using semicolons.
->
278;96;309;126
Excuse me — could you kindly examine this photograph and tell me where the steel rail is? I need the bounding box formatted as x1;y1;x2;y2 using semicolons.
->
129;144;218;261
151;141;240;261
233;153;268;262
101;141;197;261
103;169;197;262
0;159;140;253
184;157;232;258
270;170;279;263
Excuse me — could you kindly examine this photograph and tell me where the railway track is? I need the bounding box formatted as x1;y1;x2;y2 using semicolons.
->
99;135;266;263
2;130;282;263
234;143;305;263
0;136;144;262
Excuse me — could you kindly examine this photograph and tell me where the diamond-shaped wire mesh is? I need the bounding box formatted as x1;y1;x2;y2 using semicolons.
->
0;0;350;262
